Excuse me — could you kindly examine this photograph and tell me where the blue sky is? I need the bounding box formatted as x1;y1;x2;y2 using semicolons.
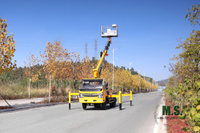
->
1;0;199;81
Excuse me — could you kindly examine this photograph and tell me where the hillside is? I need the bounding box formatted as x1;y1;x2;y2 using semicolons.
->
156;79;168;86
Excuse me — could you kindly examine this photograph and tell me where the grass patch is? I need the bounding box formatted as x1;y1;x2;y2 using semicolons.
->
0;84;48;99
0;84;75;100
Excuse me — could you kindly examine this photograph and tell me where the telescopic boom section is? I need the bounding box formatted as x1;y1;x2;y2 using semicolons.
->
93;37;112;78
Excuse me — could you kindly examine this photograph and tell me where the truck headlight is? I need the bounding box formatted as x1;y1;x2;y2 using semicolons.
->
79;93;83;98
98;93;103;98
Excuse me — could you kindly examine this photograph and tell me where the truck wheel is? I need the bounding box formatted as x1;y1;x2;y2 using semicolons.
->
102;102;106;110
110;101;116;108
82;103;87;110
94;104;100;108
106;97;109;104
113;101;116;107
109;102;113;107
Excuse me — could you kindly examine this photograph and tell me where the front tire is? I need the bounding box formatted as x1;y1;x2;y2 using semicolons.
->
82;103;87;110
102;102;106;110
94;104;100;108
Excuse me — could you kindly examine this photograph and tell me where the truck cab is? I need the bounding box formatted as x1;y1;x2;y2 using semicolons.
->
79;79;116;110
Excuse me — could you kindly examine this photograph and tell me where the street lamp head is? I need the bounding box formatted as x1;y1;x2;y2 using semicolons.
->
114;47;120;51
113;47;120;53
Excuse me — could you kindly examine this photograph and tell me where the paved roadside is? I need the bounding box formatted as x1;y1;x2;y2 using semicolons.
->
0;98;72;113
0;98;44;106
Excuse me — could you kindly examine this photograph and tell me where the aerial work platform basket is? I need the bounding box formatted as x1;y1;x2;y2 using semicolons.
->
101;24;118;38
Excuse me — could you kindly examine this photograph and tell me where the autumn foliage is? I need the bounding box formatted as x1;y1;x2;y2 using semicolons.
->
23;40;157;96
0;17;16;74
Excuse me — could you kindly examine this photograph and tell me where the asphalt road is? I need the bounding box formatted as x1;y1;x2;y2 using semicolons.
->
0;91;163;133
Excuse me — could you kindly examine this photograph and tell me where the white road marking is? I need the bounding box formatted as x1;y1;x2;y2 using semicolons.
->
153;97;163;133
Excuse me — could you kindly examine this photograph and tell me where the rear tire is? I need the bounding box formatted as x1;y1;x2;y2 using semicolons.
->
82;103;87;110
113;101;116;107
110;101;116;107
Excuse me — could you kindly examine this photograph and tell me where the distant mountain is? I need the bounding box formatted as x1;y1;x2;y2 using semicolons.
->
156;79;168;86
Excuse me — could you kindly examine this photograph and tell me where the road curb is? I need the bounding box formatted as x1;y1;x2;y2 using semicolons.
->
0;100;79;113
153;95;166;133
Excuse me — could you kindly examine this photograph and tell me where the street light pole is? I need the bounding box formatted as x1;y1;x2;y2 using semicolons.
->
129;62;133;92
144;73;146;92
112;47;120;91
139;70;141;93
129;62;133;74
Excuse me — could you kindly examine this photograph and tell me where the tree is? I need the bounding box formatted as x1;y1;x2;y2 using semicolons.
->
24;53;41;98
0;17;16;74
113;68;123;90
69;52;82;92
185;4;200;25
40;41;63;102
0;17;16;107
165;29;200;132
175;30;200;98
132;75;139;90
51;42;72;95
81;56;91;79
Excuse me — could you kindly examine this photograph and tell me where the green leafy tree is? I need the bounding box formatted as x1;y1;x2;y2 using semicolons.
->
165;30;200;132
185;4;200;25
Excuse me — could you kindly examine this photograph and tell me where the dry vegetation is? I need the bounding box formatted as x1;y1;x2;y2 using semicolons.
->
0;84;75;100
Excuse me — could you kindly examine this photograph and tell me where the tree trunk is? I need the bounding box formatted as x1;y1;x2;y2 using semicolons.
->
37;81;39;89
54;80;56;89
195;90;198;99
60;79;65;96
28;78;31;98
180;93;183;112
73;79;76;92
49;74;51;103
60;79;62;88
53;79;56;96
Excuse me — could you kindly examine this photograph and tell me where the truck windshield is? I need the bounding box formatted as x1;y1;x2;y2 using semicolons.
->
80;80;103;91
85;81;102;86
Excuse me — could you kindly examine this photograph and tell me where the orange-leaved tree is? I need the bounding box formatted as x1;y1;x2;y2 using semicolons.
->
69;52;82;92
40;41;64;102
81;55;90;79
0;17;16;74
24;53;41;98
0;17;16;107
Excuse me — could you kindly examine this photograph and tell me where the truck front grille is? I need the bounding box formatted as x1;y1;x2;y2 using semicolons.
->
83;94;99;97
